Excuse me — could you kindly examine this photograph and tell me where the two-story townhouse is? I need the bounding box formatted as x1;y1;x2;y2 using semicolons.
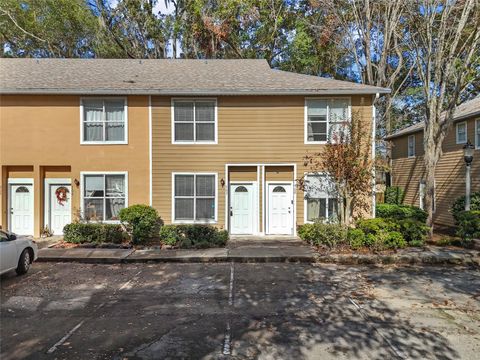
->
386;97;480;228
0;59;388;237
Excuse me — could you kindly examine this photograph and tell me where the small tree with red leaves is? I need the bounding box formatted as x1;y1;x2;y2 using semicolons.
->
299;113;374;226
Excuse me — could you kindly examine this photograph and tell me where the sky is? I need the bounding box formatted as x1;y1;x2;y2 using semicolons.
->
108;0;174;15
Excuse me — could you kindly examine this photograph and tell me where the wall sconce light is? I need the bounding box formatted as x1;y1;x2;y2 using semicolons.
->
74;178;80;187
220;178;225;188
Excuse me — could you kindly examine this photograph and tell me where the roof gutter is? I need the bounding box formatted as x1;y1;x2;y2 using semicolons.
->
0;88;391;96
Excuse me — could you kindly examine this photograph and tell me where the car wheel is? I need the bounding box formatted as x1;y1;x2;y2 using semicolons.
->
16;249;31;275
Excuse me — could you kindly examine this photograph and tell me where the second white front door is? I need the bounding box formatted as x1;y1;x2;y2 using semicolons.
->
10;183;34;235
48;184;72;235
230;184;254;234
267;183;293;235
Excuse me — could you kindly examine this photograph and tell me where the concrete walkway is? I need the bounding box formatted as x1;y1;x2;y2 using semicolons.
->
37;237;479;265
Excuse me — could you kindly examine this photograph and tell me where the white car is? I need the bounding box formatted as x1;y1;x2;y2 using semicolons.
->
0;230;38;275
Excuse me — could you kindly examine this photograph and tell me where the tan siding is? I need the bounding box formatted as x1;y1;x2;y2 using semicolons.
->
0;95;150;236
391;116;480;227
229;167;257;181
265;166;294;181
152;95;374;229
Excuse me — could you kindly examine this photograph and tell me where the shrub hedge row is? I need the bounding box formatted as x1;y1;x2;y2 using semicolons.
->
63;223;125;244
159;224;229;248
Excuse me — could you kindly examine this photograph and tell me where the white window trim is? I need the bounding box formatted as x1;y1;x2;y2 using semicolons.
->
408;134;416;158
80;97;128;145
171;98;218;145
303;172;338;224
475;119;480;150
171;172;218;224
456;121;467;145
304;97;352;145
80;171;128;223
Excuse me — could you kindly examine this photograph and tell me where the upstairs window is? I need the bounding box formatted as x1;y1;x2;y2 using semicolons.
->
173;100;216;143
305;98;350;144
456;121;467;144
81;98;127;144
304;173;338;222
408;135;416;157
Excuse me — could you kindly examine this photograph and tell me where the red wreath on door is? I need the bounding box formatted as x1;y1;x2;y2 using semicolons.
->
55;187;69;206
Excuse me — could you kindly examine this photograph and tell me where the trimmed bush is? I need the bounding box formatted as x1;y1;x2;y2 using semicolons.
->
397;219;429;246
118;205;161;244
298;222;347;248
451;192;480;222
376;203;427;223
159;225;181;246
385;186;405;205
383;231;407;249
455;210;480;242
159;225;229;248
63;223;125;244
347;228;366;250
356;218;397;235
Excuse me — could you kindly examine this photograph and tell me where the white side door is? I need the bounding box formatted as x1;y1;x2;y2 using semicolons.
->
267;184;293;235
10;184;34;235
48;184;72;235
230;184;254;234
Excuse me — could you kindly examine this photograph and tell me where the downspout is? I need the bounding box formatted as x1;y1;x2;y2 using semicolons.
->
372;93;379;218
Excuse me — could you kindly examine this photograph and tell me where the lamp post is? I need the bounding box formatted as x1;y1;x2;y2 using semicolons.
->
463;140;475;211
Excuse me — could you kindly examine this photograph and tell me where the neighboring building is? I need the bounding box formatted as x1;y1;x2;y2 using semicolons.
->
386;97;480;228
0;59;388;237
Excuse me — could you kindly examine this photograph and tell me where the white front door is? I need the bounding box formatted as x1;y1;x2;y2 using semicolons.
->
267;183;293;235
48;184;72;235
10;184;34;235
230;184;254;234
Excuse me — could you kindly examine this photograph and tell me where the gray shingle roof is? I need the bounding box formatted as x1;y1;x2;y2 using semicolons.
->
0;58;390;96
385;96;480;139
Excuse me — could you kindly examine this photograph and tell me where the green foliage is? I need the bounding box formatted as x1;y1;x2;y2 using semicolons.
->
383;231;407;249
347;228;366;250
118;205;161;244
455;210;480;243
376;203;427;223
450;192;480;222
63;223;125;244
159;225;181;246
356;218;397;235
396;219;429;246
384;186;405;205
159;225;229;248
297;222;348;248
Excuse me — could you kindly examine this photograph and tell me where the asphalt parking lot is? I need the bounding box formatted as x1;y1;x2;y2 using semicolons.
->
1;262;479;360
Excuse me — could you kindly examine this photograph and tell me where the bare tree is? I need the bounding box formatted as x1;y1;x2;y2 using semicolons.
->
406;0;480;233
318;0;414;133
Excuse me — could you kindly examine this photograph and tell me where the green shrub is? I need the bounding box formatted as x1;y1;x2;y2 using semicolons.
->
376;203;427;223
298;222;347;248
159;225;181;246
383;231;407;249
63;223;125;244
118;205;161;244
455;210;480;243
385;186;405;205
159;225;229;248
397;219;429;246
450;192;480;222
356;218;397;235
347;228;366;250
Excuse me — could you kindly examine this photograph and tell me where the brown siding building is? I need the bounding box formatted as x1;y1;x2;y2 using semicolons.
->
387;97;480;228
1;59;388;237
